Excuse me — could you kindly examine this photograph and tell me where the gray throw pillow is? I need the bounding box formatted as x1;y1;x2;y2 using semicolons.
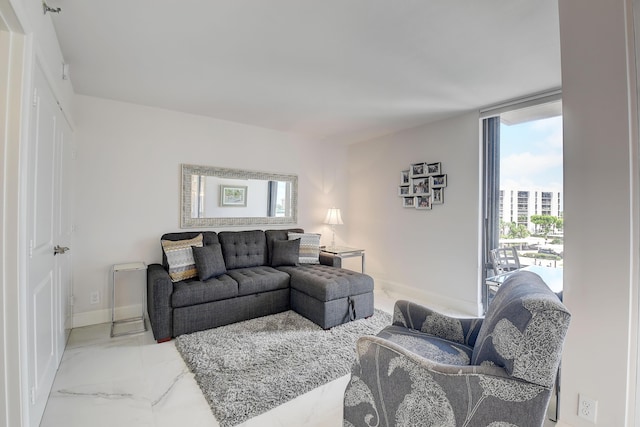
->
270;239;300;267
192;243;227;281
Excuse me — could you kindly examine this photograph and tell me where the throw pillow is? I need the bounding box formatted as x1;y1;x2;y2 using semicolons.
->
270;238;300;267
161;234;203;282
288;232;321;264
192;243;227;281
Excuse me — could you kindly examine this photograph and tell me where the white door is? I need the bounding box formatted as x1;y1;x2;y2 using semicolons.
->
55;101;73;348
26;64;72;426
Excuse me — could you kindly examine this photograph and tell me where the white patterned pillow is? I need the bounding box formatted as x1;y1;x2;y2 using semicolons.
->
288;232;321;264
161;234;203;282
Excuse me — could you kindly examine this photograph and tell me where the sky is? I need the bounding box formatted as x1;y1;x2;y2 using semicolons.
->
500;115;563;192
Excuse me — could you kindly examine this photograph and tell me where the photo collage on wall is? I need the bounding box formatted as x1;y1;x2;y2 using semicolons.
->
399;162;447;210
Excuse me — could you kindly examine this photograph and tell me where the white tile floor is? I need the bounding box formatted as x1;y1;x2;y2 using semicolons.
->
40;289;395;427
40;289;556;427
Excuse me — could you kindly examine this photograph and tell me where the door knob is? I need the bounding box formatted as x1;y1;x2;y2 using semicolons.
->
54;245;69;255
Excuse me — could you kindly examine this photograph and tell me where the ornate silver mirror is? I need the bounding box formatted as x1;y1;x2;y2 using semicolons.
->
181;164;298;228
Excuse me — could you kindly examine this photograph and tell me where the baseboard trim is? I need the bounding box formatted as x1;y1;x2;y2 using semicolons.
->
72;280;481;327
374;278;481;316
73;304;144;328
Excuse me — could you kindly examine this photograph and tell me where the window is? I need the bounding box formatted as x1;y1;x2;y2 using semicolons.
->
482;95;563;286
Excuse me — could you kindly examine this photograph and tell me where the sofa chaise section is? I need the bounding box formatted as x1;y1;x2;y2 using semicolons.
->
279;264;374;329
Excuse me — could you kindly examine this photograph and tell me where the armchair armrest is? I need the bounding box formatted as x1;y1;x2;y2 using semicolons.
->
146;263;174;342
344;335;551;427
392;300;483;347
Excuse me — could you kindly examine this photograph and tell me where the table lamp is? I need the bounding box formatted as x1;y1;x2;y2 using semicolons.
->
324;207;343;249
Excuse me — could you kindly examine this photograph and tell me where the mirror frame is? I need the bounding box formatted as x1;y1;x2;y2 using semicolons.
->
181;164;298;228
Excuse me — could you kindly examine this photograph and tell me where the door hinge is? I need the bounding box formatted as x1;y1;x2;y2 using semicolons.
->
30;387;35;405
32;89;38;107
29;240;34;258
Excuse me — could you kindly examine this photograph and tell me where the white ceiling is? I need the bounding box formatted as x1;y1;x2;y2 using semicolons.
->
51;0;561;144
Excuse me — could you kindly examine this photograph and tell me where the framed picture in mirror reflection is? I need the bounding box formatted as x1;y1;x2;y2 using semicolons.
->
220;185;248;207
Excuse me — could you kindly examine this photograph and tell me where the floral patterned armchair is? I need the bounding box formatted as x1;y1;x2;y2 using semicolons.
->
343;271;571;427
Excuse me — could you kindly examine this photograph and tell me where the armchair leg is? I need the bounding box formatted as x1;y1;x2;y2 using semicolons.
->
157;337;171;343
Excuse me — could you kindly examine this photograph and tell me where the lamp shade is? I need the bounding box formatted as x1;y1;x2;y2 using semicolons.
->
324;208;344;225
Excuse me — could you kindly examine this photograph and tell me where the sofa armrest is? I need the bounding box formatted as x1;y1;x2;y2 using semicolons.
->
344;335;550;427
392;300;483;347
147;263;174;342
319;251;342;268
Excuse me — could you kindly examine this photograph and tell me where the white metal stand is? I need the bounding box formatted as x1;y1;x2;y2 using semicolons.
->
321;246;365;273
111;262;147;338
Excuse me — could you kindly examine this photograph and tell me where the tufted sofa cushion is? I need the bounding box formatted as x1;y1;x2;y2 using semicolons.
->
278;264;374;302
218;230;268;269
171;274;238;307
226;266;290;296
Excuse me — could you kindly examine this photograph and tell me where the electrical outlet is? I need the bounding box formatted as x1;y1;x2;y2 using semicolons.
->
90;291;100;305
578;393;597;423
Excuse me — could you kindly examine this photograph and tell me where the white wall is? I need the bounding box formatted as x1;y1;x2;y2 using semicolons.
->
347;111;482;315
558;0;639;425
72;95;348;325
9;0;74;114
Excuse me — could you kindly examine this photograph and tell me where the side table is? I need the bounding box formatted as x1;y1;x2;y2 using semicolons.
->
321;246;365;273
111;262;148;338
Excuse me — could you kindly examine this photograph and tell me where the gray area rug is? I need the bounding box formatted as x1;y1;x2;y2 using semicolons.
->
174;309;391;427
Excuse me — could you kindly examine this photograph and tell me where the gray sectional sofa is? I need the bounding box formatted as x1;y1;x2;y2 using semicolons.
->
147;228;374;342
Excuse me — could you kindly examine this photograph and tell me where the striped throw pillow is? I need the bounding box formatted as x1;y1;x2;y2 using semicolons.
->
161;234;203;282
288;232;321;264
